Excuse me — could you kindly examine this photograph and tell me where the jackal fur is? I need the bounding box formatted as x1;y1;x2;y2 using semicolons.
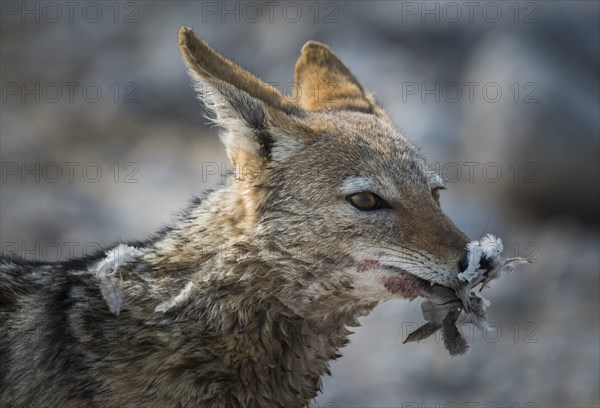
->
1;27;472;407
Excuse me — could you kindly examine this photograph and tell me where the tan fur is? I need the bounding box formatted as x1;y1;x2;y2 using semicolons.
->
179;27;292;112
0;27;474;407
293;41;386;116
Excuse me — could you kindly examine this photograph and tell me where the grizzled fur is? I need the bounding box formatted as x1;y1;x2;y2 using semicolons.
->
1;27;471;407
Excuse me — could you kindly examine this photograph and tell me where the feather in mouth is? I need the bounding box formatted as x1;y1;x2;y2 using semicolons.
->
400;234;530;356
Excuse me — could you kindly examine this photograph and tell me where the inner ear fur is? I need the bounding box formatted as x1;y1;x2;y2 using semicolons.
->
180;28;276;164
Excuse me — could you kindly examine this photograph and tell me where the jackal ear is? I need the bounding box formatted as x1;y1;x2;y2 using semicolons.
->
178;27;301;167
293;41;382;115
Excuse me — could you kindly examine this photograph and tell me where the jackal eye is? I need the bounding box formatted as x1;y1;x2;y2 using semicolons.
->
346;192;389;211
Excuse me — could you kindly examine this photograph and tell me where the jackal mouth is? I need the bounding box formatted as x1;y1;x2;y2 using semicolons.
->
382;266;458;302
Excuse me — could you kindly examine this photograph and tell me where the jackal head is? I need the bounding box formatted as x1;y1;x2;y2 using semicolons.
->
179;28;477;305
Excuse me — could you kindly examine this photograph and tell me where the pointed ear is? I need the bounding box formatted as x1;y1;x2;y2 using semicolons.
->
178;27;301;170
293;41;382;115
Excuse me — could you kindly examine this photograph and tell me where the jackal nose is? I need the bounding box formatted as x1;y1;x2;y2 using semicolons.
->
457;253;491;273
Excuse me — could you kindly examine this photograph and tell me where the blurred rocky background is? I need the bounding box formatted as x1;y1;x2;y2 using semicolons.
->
1;1;598;407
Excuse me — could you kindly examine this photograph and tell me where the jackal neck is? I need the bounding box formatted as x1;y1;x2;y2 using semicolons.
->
125;187;378;404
